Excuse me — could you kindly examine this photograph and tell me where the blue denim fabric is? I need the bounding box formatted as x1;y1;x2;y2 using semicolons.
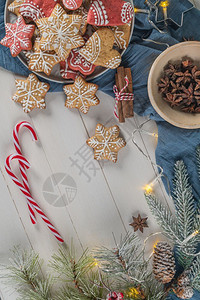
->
1;1;200;298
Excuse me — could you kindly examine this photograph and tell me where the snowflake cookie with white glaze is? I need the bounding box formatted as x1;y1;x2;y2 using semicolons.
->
28;39;61;75
12;73;50;113
36;4;85;61
79;28;121;69
63;76;99;114
86;123;126;163
87;0;134;26
0;16;35;57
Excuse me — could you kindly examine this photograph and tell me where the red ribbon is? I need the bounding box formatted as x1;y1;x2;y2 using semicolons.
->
113;76;134;119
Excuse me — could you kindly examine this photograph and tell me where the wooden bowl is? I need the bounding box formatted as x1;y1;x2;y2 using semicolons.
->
148;41;200;129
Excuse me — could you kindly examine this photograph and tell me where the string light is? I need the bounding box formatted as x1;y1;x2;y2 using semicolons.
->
160;0;169;22
181;230;199;245
126;287;141;298
134;7;149;14
144;184;153;194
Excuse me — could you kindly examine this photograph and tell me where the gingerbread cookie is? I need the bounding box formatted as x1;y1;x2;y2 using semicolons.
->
20;0;59;21
28;39;61;75
67;43;96;76
71;6;88;36
63;76;99;114
62;0;83;10
87;0;134;26
111;24;131;49
86;123;126;163
8;0;24;16
79;28;121;69
36;4;85;60
12;73;50;113
0;16;35;57
60;60;79;80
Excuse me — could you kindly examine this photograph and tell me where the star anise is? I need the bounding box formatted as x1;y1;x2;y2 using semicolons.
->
175;70;192;84
181;58;194;70
158;77;170;93
158;58;200;114
129;214;148;233
164;93;183;108
180;84;195;105
164;63;178;79
170;81;180;94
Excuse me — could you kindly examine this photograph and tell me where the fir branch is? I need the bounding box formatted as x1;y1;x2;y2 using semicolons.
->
173;161;195;239
50;246;106;300
173;161;198;268
145;193;180;243
0;247;53;300
188;256;200;292
93;233;145;284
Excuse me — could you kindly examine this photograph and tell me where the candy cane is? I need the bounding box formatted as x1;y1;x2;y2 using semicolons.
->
13;121;38;224
5;154;64;243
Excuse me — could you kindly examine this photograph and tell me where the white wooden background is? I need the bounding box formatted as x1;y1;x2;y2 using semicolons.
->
0;1;199;299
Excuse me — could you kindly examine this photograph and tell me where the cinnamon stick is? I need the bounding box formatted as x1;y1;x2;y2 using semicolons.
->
115;67;134;123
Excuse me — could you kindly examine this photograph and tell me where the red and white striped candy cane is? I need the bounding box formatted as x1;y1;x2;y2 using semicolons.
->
5;154;64;243
13;121;38;224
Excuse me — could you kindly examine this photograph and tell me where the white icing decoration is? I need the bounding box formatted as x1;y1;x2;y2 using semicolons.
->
63;0;78;10
87;124;125;162
90;0;109;25
1;16;34;56
64;76;99;114
121;2;133;24
28;49;60;75
12;74;48;113
36;5;84;60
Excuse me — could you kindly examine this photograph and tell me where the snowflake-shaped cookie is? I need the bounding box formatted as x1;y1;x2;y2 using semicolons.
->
12;73;50;113
8;0;24;16
0;16;35;57
28;40;61;75
63;76;99;114
87;124;126;163
70;5;88;35
36;4;85;60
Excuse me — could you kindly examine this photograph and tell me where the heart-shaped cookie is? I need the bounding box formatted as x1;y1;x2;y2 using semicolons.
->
87;0;134;26
79;28;121;69
62;0;83;10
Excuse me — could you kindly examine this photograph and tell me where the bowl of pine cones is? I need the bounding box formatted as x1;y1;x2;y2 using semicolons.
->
148;41;200;129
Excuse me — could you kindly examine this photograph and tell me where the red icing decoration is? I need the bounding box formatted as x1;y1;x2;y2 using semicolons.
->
0;16;35;57
67;47;96;76
60;61;79;81
20;0;59;21
62;0;83;10
87;0;134;26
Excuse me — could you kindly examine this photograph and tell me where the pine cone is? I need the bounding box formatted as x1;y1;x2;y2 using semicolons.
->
153;242;175;284
173;273;194;299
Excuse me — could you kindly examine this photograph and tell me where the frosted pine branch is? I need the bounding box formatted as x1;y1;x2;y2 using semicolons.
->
145;193;181;243
0;247;53;300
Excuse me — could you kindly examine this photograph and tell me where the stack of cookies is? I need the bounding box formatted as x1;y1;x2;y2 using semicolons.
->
2;0;134;79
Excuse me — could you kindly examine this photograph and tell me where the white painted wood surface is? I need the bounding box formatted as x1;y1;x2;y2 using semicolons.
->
0;0;198;298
